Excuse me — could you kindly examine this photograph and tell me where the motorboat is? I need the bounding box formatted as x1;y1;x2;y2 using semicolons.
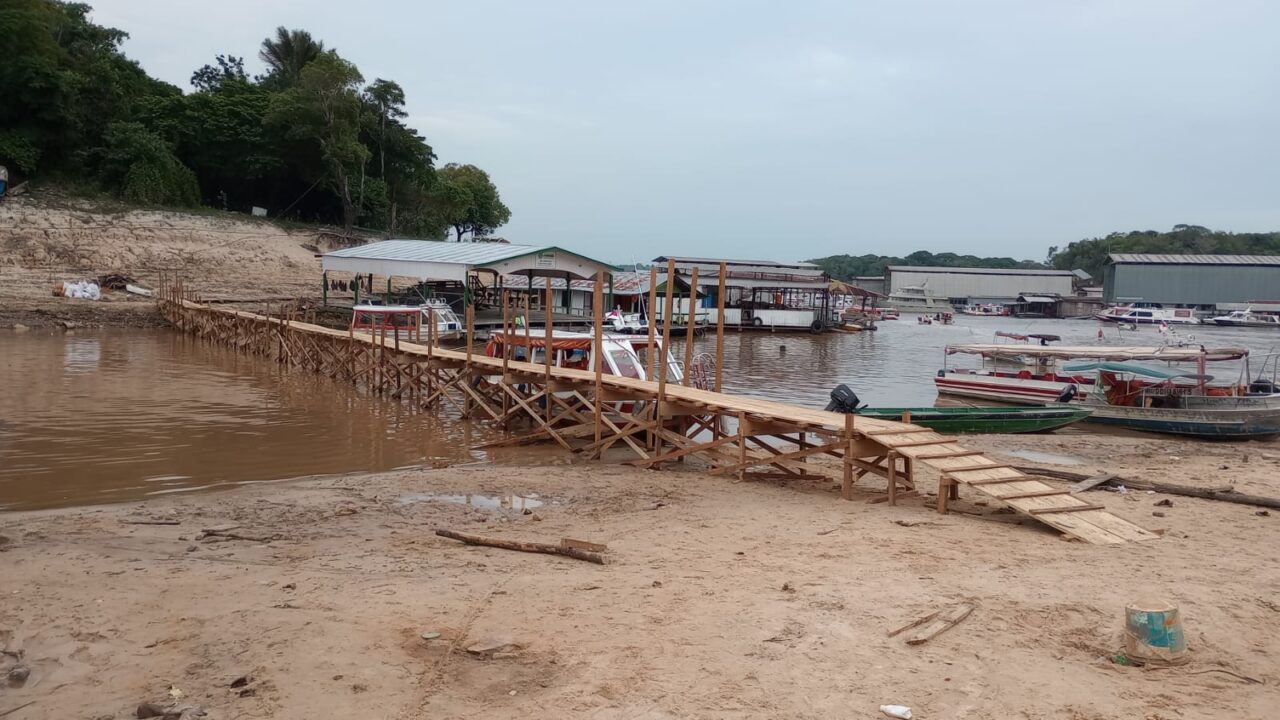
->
350;302;462;341
933;343;1249;405
1069;362;1280;439
960;304;1006;316
821;385;1090;433
885;285;950;313
1210;309;1280;328
1095;305;1200;325
934;343;1280;439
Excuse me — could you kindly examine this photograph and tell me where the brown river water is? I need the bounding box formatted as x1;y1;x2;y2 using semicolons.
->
2;316;1277;510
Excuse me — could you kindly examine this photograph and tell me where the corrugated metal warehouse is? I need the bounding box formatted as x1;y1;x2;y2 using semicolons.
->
1103;254;1280;307
885;266;1076;304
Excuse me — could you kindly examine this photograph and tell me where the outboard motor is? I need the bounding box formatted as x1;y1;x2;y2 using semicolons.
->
825;384;865;413
1056;384;1079;403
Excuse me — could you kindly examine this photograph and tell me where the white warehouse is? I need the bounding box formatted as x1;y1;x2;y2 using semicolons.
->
884;266;1077;305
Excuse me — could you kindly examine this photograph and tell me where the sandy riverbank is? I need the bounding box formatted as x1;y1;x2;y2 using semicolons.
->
0;196;334;329
2;433;1278;719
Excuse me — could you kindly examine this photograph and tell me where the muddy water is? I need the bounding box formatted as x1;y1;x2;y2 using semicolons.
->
4;315;1277;510
0;330;509;511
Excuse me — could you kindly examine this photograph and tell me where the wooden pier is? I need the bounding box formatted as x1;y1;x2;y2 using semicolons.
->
156;283;1155;545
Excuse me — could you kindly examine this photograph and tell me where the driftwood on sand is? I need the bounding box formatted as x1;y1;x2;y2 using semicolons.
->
1016;466;1280;509
435;529;607;564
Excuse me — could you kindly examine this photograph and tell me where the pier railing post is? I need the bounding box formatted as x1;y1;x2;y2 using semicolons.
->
593;271;605;457
683;266;698;386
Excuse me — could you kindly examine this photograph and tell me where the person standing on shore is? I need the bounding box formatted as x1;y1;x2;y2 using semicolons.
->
0;165;9;198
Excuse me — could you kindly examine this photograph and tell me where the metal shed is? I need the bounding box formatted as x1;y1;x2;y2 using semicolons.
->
885;266;1076;304
1102;254;1280;307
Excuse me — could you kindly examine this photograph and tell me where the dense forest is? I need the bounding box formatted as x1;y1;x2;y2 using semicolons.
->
808;251;1045;282
0;0;509;239
1045;225;1280;278
814;225;1280;282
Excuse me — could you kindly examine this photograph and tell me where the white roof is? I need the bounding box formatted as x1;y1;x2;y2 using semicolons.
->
323;240;617;282
945;344;1248;361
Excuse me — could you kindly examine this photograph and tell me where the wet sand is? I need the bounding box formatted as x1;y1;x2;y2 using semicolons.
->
3;434;1279;720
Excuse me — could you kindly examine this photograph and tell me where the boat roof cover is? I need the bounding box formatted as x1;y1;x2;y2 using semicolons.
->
945;344;1249;361
1062;362;1186;379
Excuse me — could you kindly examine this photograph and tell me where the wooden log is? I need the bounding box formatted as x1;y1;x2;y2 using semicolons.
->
1011;466;1280;508
435;529;606;564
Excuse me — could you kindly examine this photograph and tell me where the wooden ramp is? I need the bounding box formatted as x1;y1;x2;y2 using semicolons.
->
156;293;1155;545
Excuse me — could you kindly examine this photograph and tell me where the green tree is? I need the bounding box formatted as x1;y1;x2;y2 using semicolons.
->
267;51;369;232
95;121;199;206
431;163;512;241
258;26;325;87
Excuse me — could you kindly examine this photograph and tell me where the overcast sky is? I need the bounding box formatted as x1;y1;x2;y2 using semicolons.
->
90;0;1280;263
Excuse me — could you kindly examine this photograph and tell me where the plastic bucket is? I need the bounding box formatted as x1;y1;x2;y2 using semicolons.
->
1123;599;1188;666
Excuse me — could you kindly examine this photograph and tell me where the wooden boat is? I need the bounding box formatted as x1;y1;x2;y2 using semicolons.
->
1071;362;1280;439
934;343;1249;405
854;406;1091;434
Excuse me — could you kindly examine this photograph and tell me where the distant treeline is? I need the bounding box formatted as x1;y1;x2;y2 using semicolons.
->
808;251;1044;282
1045;225;1280;279
0;1;509;239
813;225;1280;282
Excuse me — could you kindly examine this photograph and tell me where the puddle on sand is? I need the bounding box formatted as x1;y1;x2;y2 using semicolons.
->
395;493;545;511
1004;449;1084;466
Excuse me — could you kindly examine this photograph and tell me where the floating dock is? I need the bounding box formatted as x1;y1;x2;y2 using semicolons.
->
157;286;1155;545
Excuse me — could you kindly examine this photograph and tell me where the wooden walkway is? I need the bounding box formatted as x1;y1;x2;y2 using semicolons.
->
157;291;1155;545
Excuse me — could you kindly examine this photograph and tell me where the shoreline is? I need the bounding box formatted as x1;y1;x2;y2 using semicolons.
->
3;434;1279;719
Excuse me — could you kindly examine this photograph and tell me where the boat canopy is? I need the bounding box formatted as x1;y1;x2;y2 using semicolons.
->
945;344;1249;362
1062;362;1186;379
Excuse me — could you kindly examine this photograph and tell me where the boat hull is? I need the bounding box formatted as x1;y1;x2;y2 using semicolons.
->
857;407;1091;434
1082;403;1280;439
1211;319;1279;328
934;372;1087;405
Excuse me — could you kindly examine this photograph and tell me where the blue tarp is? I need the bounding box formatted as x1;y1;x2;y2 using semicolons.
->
1063;362;1184;379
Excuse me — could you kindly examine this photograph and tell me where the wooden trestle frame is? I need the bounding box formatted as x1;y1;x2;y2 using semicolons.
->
155;276;1157;545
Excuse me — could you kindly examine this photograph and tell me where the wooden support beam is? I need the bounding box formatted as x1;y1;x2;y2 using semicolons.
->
682;265;698;386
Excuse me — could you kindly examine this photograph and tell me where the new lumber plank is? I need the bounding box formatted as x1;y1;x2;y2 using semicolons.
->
1027;504;1107;515
997;489;1073;500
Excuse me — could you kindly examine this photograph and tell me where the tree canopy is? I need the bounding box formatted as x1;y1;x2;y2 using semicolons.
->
809;251;1045;282
0;1;511;238
1048;225;1280;278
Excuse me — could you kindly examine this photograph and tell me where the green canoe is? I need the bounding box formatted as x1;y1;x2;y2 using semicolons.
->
855;405;1092;434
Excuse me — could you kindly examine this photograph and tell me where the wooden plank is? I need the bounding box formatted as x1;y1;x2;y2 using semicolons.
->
1070;473;1116;493
915;449;985;460
889;603;975;645
1027;504;1107;515
883;437;961;448
997;489;1073;500
965;475;1041;486
865;427;935;436
682;265;698;386
943;463;1015;474
715;261;726;393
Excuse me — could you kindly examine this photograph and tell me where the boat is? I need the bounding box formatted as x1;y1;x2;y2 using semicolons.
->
935;343;1280;439
854;405;1092;434
1069;362;1280;439
880;308;900;320
1095;305;1200;325
350;302;462;340
821;384;1090;433
933;343;1249;405
484;330;688;384
885;284;951;313
960;304;1006;316
1210;309;1280;328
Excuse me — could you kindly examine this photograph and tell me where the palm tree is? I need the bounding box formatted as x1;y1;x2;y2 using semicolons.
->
258;27;325;86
